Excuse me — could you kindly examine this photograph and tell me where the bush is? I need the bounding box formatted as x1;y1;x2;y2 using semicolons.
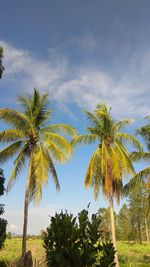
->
43;208;116;267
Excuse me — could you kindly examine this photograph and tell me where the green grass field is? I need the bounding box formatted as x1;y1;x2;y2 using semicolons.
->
0;238;150;266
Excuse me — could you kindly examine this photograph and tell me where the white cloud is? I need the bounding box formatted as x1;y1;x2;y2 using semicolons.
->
0;40;150;118
0;41;67;92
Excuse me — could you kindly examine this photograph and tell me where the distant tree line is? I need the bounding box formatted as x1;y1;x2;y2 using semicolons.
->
99;181;150;244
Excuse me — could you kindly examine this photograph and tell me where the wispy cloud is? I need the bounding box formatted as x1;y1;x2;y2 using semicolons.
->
68;33;98;53
0;40;150;118
0;41;67;93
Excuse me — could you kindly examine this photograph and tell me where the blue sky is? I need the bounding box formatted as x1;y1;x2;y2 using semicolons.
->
0;0;150;234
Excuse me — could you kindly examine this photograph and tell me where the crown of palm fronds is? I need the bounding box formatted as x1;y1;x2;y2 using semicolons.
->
72;103;142;201
0;89;77;203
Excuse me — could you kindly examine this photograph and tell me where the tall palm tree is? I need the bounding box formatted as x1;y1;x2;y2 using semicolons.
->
0;89;76;259
72;103;142;267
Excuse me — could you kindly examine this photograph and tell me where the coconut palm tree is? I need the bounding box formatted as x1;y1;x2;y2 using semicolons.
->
0;89;76;259
72;103;142;267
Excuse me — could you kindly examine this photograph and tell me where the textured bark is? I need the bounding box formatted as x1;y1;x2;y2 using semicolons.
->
22;250;33;267
21;157;32;259
109;194;119;267
145;217;150;244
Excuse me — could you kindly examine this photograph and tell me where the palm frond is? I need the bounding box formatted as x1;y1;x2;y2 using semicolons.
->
0;141;23;163
0;129;25;142
32;144;49;186
0;108;30;129
41;124;77;137
84;148;100;188
71;134;97;146
46;152;60;191
130;151;150;162
114;119;134;132
109;146;122;180
115;142;135;176
44;132;73;156
18;95;33;118
137;124;150;150
7;144;29;191
44;140;68;162
28;168;42;205
84;110;100;126
116;133;143;152
33;92;52;127
124;167;150;194
18;89;51;127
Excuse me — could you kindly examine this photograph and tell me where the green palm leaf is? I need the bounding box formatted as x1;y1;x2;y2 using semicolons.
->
0;129;25;142
116;133;143;152
124;167;150;194
0;108;30;129
71;134;97;146
44;132;73;155
114;119;134;131
130;151;150;162
7;144;29;191
0;141;22;163
41;124;77;137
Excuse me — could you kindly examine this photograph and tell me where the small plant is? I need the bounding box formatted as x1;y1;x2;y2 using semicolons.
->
43;208;116;267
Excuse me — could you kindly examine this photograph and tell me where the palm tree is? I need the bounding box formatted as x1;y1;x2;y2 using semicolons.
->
72;103;142;267
0;89;76;259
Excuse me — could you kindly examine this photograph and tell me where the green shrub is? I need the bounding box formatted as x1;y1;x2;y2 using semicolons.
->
43;209;116;267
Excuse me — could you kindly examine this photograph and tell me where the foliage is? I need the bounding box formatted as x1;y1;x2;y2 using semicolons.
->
0;169;7;249
127;117;150;189
72;103;142;201
43;208;116;267
128;182;150;243
0;89;76;203
0;89;76;256
116;204;133;242
71;103;141;266
7;232;12;239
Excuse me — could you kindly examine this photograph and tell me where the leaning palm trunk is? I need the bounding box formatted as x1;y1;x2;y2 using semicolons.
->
22;157;32;259
145;217;150;244
109;194;119;267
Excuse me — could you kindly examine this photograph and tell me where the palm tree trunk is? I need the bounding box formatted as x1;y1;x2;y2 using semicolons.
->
109;194;119;267
21;157;32;259
145;217;150;244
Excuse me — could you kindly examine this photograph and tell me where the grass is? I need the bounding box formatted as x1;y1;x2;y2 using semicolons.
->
118;242;150;267
0;238;150;266
0;238;45;266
